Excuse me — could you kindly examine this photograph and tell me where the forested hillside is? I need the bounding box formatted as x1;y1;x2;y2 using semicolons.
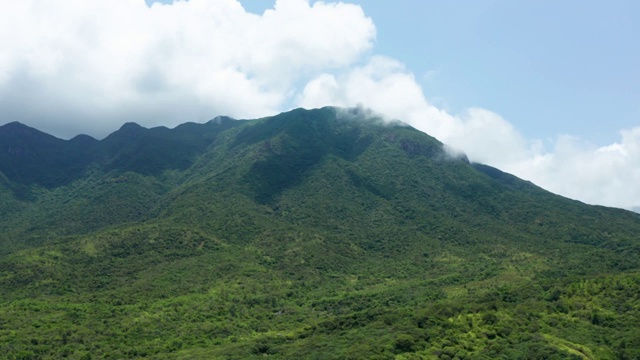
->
1;107;639;359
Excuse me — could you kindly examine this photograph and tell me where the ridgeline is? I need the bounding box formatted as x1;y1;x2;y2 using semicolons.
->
1;107;639;359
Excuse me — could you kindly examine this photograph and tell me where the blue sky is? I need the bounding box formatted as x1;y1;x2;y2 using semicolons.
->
1;0;639;209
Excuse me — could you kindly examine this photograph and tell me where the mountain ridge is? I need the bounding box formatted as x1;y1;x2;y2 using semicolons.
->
0;107;639;359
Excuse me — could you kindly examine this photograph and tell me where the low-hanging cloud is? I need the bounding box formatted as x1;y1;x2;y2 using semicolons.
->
298;56;640;210
0;0;638;210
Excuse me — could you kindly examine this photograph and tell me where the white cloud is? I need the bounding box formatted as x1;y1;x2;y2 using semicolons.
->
504;129;640;209
1;0;638;210
298;56;536;167
299;56;457;138
0;0;374;138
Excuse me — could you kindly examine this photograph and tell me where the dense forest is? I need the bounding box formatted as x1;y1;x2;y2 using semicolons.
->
1;107;639;359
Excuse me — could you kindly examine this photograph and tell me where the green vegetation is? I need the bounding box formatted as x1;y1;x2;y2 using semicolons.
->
1;107;639;359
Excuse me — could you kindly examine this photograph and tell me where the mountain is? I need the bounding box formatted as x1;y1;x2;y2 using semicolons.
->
0;122;97;189
0;107;639;359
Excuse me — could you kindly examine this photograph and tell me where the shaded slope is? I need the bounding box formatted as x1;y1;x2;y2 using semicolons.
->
0;122;97;188
100;117;240;176
0;107;639;359
0;117;243;252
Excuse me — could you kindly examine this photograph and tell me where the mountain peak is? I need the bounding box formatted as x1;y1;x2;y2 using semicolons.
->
102;122;146;144
208;115;236;124
0;121;24;128
0;121;42;136
70;133;97;141
119;122;144;131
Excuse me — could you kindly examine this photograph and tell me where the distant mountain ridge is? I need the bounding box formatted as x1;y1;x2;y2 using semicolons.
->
0;107;639;359
0;117;243;189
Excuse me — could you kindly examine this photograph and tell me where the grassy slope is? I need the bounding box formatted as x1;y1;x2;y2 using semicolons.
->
0;108;639;359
